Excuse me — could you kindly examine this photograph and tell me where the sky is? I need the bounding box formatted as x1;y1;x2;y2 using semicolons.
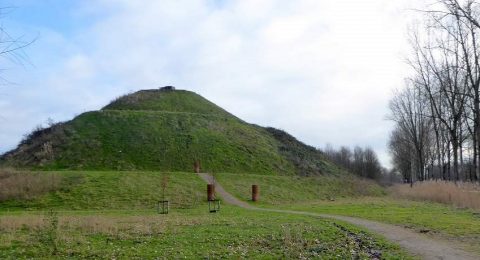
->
0;0;421;168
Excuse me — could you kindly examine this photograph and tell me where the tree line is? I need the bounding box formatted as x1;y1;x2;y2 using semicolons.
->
323;145;386;181
389;0;480;184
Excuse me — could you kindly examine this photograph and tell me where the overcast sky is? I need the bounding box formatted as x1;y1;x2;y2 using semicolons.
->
0;0;422;167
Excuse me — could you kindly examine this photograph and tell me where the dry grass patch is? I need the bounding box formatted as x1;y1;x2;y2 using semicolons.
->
0;215;45;231
59;215;169;236
0;213;209;236
391;181;480;210
0;168;62;201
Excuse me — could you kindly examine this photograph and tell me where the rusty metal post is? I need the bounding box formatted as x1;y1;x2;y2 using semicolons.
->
207;184;215;201
194;160;201;173
252;185;259;202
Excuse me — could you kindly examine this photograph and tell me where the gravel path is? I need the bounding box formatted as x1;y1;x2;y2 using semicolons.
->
197;173;479;260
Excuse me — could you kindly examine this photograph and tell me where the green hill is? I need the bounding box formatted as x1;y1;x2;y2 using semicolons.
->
103;89;235;118
1;88;339;175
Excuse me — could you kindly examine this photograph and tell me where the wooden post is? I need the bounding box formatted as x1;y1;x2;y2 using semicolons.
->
252;185;259;202
207;184;215;201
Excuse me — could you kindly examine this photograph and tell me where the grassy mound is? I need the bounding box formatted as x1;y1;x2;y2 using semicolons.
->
1;89;337;176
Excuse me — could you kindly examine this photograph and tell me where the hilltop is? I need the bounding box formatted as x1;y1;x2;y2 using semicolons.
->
0;87;339;175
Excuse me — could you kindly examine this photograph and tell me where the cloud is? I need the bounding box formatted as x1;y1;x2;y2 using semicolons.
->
0;0;419;167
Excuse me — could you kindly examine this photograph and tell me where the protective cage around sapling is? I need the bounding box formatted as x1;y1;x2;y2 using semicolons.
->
208;199;220;213
157;200;169;214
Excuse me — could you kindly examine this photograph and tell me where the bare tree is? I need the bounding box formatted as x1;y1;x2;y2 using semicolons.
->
389;0;480;183
0;7;35;85
323;145;383;180
389;82;433;184
389;127;414;183
363;147;382;180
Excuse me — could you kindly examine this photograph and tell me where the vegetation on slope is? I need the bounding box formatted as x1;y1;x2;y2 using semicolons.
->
1;89;336;176
0;171;204;210
0;170;385;211
265;127;340;176
1;111;295;174
216;172;385;206
103;89;235;118
0;169;62;201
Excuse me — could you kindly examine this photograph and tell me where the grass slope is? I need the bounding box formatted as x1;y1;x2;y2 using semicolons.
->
103;89;234;117
1;170;382;211
0;171;204;211
215;172;385;206
1;89;337;176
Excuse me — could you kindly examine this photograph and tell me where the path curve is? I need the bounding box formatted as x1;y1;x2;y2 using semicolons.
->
197;173;478;260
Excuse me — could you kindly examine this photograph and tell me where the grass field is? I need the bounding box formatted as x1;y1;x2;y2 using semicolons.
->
0;206;412;259
212;173;480;254
3;170;479;257
284;198;480;251
0;170;414;259
283;197;480;236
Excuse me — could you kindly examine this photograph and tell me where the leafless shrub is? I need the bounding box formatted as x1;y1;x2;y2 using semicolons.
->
390;181;480;210
36;141;54;162
0;168;62;201
0;7;36;85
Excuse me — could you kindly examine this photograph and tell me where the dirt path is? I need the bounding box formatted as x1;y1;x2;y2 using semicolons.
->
197;173;478;260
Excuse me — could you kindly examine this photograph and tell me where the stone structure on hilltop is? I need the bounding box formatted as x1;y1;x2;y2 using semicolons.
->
160;86;175;91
